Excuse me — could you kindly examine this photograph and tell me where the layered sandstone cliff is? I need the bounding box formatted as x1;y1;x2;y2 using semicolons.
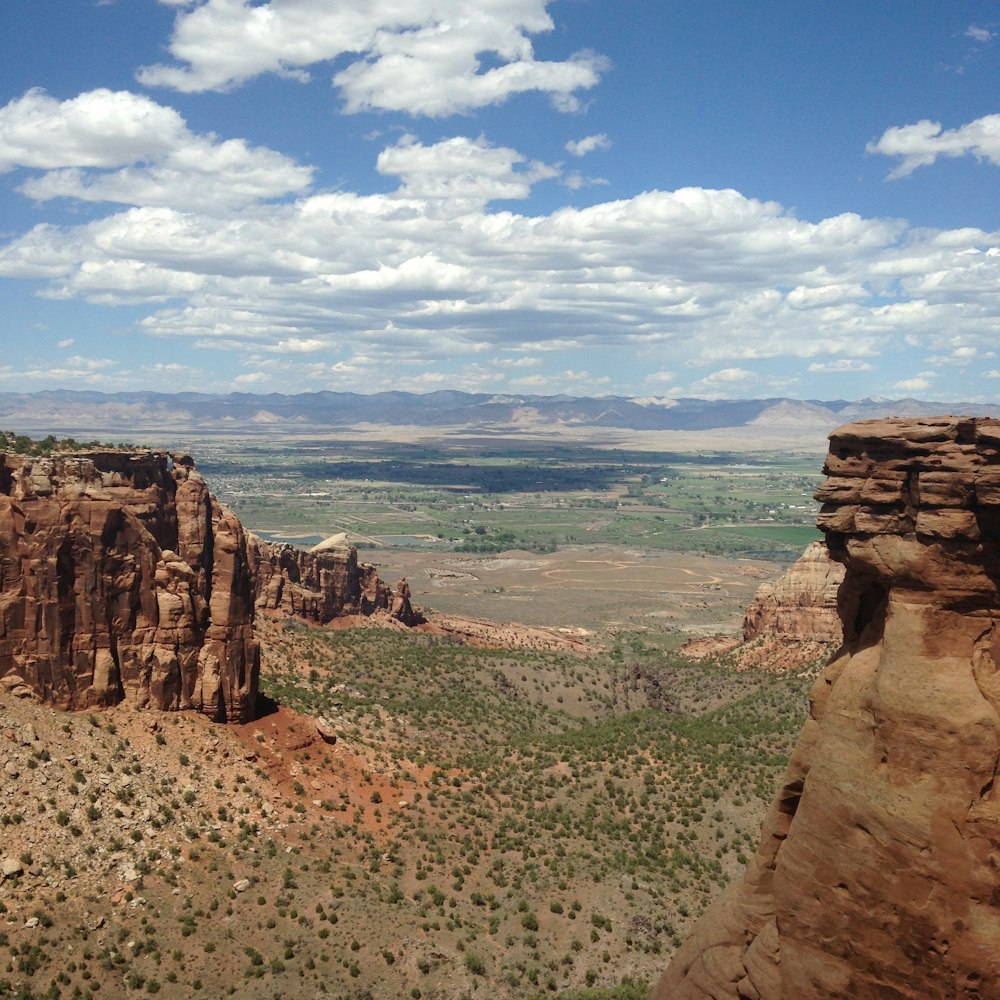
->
0;451;258;722
248;536;422;627
742;541;844;643
657;416;1000;999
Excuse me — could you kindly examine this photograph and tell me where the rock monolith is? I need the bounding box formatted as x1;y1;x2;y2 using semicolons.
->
656;416;1000;999
0;450;259;722
742;541;844;644
248;537;423;627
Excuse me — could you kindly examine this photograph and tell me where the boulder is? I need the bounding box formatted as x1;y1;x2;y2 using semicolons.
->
315;718;338;745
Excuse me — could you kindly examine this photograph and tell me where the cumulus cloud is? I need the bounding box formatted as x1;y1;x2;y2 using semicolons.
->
0;89;312;212
0;89;187;172
377;134;559;203
5;111;1000;395
565;134;611;157
807;359;874;373
893;372;936;393
868;113;1000;178
138;0;608;117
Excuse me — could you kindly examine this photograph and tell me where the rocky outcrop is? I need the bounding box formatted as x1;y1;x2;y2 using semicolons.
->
248;537;423;627
0;450;258;722
742;541;844;643
656;416;1000;999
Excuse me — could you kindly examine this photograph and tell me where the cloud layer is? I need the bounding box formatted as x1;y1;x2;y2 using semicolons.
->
138;0;608;116
4;4;1000;400
3;85;1000;395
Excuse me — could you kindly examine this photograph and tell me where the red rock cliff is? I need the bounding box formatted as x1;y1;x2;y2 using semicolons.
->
247;537;423;627
0;450;258;722
656;416;1000;999
742;541;845;644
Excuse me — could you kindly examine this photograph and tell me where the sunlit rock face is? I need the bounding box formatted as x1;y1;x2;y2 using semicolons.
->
0;451;258;722
742;541;844;644
656;416;1000;1000
247;536;423;627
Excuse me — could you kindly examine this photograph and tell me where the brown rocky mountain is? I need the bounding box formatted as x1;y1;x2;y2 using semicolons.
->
0;449;416;724
5;388;1000;439
656;416;1000;999
248;535;422;627
742;540;844;644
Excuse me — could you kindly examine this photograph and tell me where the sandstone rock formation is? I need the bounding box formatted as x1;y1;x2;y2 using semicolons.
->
0;450;259;722
742;541;845;644
248;536;423;627
656;416;1000;999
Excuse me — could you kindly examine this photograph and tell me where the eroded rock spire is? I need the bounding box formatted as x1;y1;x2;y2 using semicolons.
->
657;416;1000;999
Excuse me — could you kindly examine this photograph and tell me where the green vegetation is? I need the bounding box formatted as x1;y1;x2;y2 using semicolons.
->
198;439;823;561
243;621;826;996
0;614;830;998
0;430;135;456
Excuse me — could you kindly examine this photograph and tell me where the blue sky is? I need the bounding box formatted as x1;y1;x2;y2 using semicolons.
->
2;0;1000;401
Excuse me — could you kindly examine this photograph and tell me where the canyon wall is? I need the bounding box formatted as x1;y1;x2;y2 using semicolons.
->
248;536;422;627
657;416;1000;999
742;541;844;644
0;451;258;722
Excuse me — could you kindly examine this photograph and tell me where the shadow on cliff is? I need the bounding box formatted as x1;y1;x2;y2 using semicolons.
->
254;690;279;719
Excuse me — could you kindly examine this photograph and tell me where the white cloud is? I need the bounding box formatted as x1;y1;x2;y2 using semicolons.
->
5;114;1000;391
680;368;759;400
272;337;326;353
786;283;867;309
56;338;75;349
966;25;994;43
0;354;121;387
868;113;1000;178
0;89;311;212
377;134;558;203
807;359;874;373
565;134;611;157
508;368;610;392
699;367;754;385
491;355;540;369
233;371;270;385
893;375;933;393
0;89;187;172
138;0;608;117
562;171;608;191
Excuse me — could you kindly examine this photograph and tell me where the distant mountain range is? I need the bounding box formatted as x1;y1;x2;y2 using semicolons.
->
0;389;995;438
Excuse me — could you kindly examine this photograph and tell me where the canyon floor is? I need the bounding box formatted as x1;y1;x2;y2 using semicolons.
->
0;545;827;1000
0;429;830;999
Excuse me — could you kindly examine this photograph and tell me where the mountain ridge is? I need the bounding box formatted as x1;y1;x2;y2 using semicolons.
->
2;389;998;437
